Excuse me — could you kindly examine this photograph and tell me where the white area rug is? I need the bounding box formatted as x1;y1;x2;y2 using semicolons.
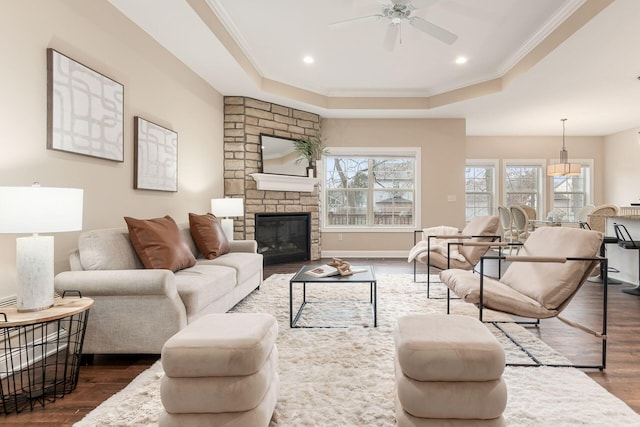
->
76;274;640;426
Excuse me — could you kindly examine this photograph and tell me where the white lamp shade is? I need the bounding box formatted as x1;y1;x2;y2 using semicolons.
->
0;186;84;233
547;163;581;177
0;185;83;312
211;198;244;218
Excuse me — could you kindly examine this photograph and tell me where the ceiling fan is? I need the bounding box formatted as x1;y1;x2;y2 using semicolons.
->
330;0;458;50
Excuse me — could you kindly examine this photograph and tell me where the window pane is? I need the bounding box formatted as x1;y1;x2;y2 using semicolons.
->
326;158;369;189
465;194;491;221
372;158;415;189
465;165;495;222
374;190;414;225
506;167;539;192
326;189;368;225
551;166;590;221
466;167;490;192
505;165;541;213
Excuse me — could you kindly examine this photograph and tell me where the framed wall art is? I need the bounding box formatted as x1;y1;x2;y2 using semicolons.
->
134;116;178;192
47;48;124;161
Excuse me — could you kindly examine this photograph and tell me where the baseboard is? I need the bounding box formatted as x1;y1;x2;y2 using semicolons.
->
320;250;408;259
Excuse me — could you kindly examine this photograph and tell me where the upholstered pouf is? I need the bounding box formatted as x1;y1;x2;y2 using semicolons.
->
394;314;507;426
159;313;279;427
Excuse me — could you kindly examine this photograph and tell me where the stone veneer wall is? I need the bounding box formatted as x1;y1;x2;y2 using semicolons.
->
223;96;322;260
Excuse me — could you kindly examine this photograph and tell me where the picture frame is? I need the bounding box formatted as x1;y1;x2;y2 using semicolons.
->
134;116;178;192
47;48;124;162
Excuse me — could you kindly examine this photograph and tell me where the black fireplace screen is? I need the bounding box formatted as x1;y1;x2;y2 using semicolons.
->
255;213;310;265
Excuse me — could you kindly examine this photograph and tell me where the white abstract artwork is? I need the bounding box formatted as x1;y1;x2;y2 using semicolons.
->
47;49;124;161
134;117;178;192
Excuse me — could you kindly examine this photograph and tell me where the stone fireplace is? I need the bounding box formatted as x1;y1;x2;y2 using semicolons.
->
223;96;321;262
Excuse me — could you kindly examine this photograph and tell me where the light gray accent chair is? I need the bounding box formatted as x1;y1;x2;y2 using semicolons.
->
440;226;607;369
54;225;263;355
412;216;501;298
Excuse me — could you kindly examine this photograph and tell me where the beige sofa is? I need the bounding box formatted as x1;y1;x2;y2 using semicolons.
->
54;224;263;355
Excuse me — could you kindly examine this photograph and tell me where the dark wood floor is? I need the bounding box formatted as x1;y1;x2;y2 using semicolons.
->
3;259;639;425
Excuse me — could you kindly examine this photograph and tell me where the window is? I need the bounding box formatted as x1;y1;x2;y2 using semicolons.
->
504;160;545;218
465;160;498;222
550;161;593;222
322;147;420;231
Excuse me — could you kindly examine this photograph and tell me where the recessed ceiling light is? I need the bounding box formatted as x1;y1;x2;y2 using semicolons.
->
455;56;468;65
303;55;315;64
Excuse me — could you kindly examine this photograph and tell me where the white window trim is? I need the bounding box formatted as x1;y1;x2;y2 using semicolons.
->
503;159;546;218
320;146;421;233
466;159;499;218
547;158;594;207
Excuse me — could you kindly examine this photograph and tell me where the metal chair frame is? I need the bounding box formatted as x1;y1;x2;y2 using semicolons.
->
412;231;500;298
446;253;608;370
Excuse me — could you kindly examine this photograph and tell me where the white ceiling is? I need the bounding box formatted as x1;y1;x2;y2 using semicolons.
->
109;0;640;136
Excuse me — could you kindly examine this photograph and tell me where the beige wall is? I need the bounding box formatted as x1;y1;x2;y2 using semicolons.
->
320;118;467;254
0;0;224;298
603;128;640;206
467;135;605;212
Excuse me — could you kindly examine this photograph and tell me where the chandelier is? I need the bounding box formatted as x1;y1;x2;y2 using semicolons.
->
547;118;581;177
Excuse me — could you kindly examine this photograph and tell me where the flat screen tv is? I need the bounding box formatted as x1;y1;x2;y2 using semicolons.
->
260;134;307;177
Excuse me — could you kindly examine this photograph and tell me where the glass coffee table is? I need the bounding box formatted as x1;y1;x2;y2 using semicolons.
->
289;265;377;328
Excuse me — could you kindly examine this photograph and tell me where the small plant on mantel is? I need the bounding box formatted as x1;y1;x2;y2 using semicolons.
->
293;134;329;177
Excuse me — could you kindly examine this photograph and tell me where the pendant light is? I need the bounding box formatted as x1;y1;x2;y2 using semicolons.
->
547;118;581;177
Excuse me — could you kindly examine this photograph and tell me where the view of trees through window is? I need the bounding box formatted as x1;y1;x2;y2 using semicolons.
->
505;165;541;213
324;156;415;227
552;165;590;222
465;166;495;222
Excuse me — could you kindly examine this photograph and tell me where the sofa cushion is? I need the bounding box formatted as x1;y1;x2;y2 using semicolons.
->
78;228;144;270
200;252;263;285
175;265;236;317
125;215;196;272
188;213;230;259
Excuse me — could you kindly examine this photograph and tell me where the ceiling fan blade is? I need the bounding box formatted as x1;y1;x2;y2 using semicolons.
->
408;0;439;10
329;14;383;27
383;24;400;51
409;16;457;44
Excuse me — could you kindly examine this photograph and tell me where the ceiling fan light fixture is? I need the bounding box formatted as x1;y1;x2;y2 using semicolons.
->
547;118;581;177
455;56;467;64
331;1;457;48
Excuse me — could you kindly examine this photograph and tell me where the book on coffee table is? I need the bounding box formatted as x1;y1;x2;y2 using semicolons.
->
306;265;367;277
306;265;339;277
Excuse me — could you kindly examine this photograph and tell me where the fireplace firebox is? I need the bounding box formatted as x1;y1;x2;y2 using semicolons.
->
255;213;310;265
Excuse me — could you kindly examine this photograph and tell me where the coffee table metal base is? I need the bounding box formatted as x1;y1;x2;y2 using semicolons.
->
289;265;377;328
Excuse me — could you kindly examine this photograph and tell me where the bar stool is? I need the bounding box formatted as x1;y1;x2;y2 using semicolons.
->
613;223;640;296
580;221;621;284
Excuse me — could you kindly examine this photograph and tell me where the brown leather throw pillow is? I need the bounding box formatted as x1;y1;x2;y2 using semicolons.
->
124;215;196;272
188;212;230;259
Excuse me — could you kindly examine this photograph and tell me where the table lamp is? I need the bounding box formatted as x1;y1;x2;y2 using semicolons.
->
0;184;83;312
211;198;244;241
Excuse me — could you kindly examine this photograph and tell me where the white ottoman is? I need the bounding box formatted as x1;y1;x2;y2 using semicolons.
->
394;314;507;426
159;313;279;427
